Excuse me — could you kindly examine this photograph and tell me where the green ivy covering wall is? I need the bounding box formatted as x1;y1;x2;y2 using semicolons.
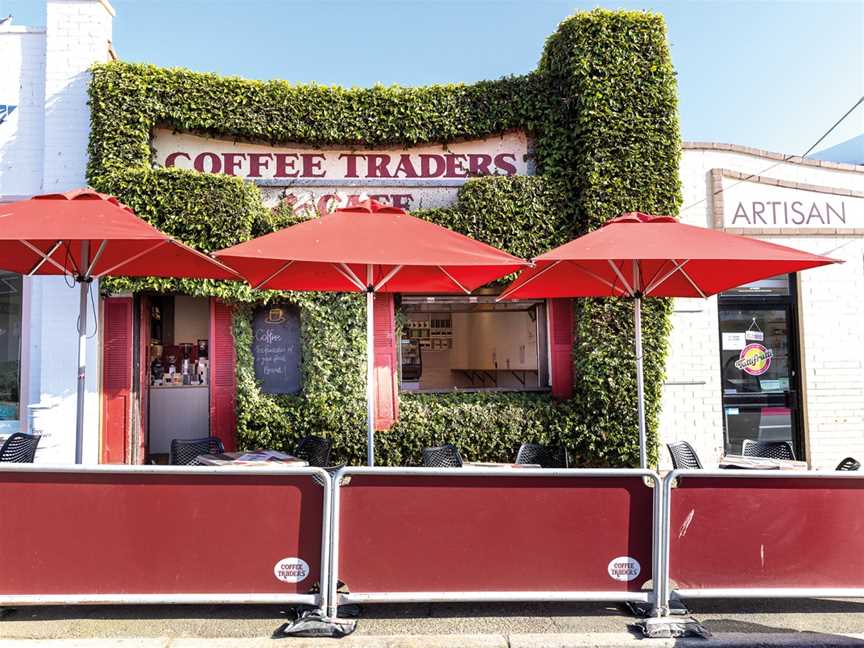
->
88;9;681;467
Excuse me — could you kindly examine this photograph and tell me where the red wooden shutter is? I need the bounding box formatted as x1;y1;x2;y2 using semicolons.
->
373;293;399;430
548;298;574;399
101;297;133;463
209;298;237;451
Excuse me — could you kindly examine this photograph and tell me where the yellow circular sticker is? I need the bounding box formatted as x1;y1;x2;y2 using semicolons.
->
735;343;773;376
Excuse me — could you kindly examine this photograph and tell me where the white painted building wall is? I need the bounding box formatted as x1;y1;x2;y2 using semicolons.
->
660;143;864;470
0;0;114;463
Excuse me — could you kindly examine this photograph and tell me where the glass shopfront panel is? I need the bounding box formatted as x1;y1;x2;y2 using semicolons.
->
718;274;802;457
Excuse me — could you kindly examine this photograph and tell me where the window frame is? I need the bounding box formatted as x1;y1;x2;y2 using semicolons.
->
397;294;551;394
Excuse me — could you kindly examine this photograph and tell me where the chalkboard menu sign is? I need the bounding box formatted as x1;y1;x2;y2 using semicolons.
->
252;304;301;394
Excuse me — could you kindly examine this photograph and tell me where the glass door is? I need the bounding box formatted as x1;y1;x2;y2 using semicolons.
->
718;275;803;458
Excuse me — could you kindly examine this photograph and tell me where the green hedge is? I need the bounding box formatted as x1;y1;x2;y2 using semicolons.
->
89;8;681;467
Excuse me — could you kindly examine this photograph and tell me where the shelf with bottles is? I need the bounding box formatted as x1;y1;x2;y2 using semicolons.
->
406;315;452;341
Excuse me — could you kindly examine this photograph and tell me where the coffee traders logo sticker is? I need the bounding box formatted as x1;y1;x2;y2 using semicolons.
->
273;557;310;583
607;556;641;582
735;343;773;376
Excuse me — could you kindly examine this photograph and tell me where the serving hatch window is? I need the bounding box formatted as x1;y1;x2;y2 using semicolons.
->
398;293;549;393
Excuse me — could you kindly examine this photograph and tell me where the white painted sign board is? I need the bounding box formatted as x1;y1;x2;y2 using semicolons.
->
152;128;532;215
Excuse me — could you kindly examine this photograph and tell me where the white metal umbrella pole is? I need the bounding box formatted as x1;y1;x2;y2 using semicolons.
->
634;295;647;470
366;287;375;467
74;240;90;464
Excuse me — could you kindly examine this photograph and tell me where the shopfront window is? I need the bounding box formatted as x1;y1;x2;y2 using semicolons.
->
0;272;22;424
718;274;802;457
399;294;548;392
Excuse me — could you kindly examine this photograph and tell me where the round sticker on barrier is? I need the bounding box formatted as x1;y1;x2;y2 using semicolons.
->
273;557;310;583
607;556;641;582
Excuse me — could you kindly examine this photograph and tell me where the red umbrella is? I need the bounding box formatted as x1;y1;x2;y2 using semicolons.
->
0;189;240;462
215;199;528;465
500;212;840;468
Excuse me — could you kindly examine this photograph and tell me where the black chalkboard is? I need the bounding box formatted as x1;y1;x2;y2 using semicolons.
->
252;304;301;394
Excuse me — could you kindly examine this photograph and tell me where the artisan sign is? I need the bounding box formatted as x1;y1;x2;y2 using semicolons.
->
152;128;531;215
719;173;864;231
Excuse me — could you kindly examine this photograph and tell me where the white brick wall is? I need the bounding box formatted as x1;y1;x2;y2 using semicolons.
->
0;26;46;197
43;0;113;191
660;145;864;470
2;1;114;464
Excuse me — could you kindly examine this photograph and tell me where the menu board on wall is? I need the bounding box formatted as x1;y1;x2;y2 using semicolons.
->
252;304;301;394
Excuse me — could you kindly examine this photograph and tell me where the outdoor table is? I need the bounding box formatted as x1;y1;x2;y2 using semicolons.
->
718;454;808;471
195;450;308;467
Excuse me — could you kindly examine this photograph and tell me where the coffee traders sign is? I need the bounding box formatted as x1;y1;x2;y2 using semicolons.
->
152;128;532;215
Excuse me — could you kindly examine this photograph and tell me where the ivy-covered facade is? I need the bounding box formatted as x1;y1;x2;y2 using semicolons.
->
89;9;681;467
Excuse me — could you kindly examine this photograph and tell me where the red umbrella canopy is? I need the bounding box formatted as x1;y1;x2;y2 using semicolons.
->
501;212;840;299
215;199;527;293
0;189;239;280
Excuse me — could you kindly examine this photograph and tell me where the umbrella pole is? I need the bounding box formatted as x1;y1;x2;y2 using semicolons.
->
74;241;90;464
634;295;648;469
366;289;375;467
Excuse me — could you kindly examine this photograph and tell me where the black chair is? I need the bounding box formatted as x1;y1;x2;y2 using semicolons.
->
295;435;333;468
515;442;566;468
422;444;463;468
666;441;703;469
0;432;40;463
169;436;225;465
741;439;795;461
836;457;861;471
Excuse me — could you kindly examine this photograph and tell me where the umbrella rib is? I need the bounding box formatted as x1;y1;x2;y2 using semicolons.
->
643;259;690;296
568;261;630;296
497;260;562;301
178;242;243;279
677;261;707;299
25;241;63;276
374;265;403;292
335;262;366;291
21;240;69;275
94;240;170;278
642;260;672;294
85;240;108;278
437;266;471;295
253;260;295;290
607;260;635;297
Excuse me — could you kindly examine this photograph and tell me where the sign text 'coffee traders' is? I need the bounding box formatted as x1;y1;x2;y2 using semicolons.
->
153;129;532;214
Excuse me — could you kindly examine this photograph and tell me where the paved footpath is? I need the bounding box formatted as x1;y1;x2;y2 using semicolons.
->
2;600;864;646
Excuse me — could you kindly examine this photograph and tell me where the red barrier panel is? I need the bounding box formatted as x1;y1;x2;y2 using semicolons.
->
667;473;864;594
0;467;328;604
332;469;658;607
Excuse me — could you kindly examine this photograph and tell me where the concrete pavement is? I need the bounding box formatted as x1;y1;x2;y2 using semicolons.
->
2;599;864;645
2;635;864;647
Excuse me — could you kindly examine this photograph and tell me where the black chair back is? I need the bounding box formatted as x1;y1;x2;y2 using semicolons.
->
295;435;333;467
667;441;703;470
741;439;795;461
515;442;565;468
422;444;463;468
837;457;861;471
170;437;225;465
0;432;40;463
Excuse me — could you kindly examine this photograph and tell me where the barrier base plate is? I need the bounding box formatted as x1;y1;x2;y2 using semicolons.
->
274;608;357;638
634;616;710;639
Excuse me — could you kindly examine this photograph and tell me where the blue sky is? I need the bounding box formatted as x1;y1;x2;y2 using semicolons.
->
4;0;863;154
